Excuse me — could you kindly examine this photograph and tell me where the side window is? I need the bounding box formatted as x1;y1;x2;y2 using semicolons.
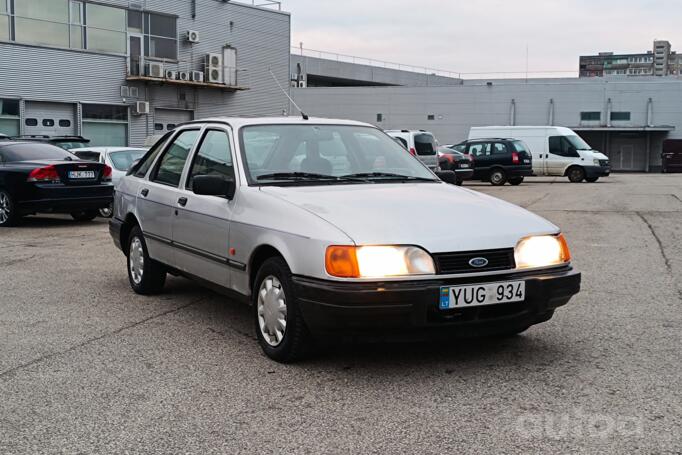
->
549;136;563;156
468;142;491;157
493;143;508;154
549;136;579;157
396;137;408;149
186;130;234;190
134;132;171;178
152;130;200;187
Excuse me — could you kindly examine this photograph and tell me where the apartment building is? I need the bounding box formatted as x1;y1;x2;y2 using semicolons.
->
579;40;680;78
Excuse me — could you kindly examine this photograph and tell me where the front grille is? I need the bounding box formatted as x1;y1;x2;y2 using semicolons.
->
599;159;610;167
433;248;515;275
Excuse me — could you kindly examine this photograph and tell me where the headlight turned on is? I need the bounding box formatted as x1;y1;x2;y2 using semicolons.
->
325;245;436;278
514;234;571;269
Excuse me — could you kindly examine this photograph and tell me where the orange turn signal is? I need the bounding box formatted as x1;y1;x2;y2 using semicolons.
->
557;233;572;263
325;246;360;278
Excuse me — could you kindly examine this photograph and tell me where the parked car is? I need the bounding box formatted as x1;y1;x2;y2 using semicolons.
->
445;139;533;186
9;135;91;151
384;130;440;170
662;139;682;173
437;146;474;185
469;127;610;183
0;141;113;226
110;117;581;362
71;147;147;217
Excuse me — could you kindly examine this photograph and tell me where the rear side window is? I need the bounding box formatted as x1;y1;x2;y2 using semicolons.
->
134;133;171;178
395;137;408;149
414;133;437;156
152;130;200;187
186;130;234;189
468;142;491;157
492;143;508;154
0;143;74;162
512;141;529;153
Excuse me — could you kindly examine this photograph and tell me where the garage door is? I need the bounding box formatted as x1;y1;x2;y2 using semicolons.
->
609;133;647;171
154;109;193;133
24;102;76;136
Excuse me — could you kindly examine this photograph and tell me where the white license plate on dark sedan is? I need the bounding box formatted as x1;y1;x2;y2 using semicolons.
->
439;281;525;309
68;171;95;179
459;163;470;168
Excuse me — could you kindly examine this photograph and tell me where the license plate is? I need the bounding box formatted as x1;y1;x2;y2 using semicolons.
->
439;281;525;309
459;164;470;169
68;171;95;179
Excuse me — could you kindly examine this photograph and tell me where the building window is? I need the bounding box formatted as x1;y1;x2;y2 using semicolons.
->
25;118;38;126
69;1;84;49
42;119;55;127
14;0;70;48
0;0;9;41
427;114;435;121
144;13;177;60
154;123;164;131
376;113;383;122
86;3;126;54
610;112;631;121
580;112;601;121
59;119;71;127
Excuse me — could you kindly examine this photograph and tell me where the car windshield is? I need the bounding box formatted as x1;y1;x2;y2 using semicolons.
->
53;141;90;150
565;135;591;150
414;133;437;156
109;149;147;171
240;124;437;185
0;143;75;162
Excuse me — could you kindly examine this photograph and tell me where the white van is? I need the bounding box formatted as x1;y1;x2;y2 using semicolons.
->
469;126;611;182
385;130;440;171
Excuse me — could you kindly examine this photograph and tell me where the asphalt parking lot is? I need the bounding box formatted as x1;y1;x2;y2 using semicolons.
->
1;173;680;454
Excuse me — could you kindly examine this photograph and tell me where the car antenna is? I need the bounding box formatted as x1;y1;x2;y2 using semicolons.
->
269;68;309;120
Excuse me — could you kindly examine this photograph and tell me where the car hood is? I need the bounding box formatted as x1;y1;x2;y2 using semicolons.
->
260;183;559;252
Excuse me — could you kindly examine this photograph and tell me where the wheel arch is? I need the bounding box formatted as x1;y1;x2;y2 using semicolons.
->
248;244;287;293
120;213;140;254
563;164;583;177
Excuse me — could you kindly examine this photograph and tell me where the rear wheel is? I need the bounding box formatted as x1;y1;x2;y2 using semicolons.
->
71;210;98;222
489;169;507;186
254;257;311;363
567;167;585;183
508;177;524;186
0;190;19;227
127;225;166;295
585;176;599;183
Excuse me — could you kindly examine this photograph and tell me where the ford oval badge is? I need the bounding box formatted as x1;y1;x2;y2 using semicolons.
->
469;257;489;268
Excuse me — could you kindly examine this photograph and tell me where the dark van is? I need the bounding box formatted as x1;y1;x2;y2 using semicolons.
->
662;140;682;173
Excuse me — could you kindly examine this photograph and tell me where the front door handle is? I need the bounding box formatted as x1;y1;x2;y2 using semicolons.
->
178;197;188;207
141;188;149;197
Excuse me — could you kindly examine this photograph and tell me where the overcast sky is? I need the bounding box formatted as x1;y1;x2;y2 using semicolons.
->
285;0;681;77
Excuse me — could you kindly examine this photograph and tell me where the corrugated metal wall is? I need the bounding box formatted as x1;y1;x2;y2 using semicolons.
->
0;0;291;146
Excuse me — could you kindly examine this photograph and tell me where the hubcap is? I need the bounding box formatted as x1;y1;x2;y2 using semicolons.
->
257;276;288;347
0;192;10;224
491;173;503;184
99;204;113;218
129;237;145;285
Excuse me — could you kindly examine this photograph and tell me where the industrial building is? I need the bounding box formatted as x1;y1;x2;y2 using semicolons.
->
579;40;679;77
0;0;291;146
292;70;681;172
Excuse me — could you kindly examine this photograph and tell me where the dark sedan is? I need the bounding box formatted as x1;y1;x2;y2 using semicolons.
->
0;142;113;226
437;146;474;185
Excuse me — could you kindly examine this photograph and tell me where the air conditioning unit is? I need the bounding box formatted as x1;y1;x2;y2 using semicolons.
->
178;71;190;81
165;70;178;80
147;62;164;78
186;30;200;44
206;53;223;84
133;101;150;116
298;80;307;88
191;71;204;82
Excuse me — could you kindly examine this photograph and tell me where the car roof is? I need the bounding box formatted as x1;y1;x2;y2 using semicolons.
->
180;116;373;129
0;141;64;147
70;147;146;154
466;138;518;142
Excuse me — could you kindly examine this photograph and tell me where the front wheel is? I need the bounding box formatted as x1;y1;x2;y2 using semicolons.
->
567;167;586;183
254;257;311;363
0;190;20;227
508;177;524;186
71;210;98;221
585;176;599;183
489;169;507;186
127;225;166;295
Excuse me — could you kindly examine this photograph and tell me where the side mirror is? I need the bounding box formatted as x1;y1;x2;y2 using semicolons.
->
192;175;236;200
435;170;458;185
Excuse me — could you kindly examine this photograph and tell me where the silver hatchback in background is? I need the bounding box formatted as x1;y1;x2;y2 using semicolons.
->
384;129;441;170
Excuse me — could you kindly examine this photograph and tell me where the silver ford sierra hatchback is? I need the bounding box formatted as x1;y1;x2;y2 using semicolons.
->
110;117;580;362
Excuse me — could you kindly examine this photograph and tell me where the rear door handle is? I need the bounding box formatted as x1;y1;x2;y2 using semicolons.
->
141;188;149;197
178;197;188;207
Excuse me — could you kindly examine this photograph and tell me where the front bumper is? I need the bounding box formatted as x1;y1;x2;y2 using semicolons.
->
454;168;474;180
584;165;610;178
294;266;580;339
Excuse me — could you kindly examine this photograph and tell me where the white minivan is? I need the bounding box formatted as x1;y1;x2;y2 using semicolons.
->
469;126;611;182
385;130;440;171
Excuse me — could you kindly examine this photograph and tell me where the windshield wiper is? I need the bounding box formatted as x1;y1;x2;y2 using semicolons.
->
256;172;365;183
341;172;437;182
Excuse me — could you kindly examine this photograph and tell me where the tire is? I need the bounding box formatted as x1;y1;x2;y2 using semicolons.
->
455;178;463;186
99;204;113;218
71;210;99;221
585;176;599;183
0;189;20;227
489;169;507;186
567;167;586;183
508;177;524;186
127;225;166;295
253;257;311;363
